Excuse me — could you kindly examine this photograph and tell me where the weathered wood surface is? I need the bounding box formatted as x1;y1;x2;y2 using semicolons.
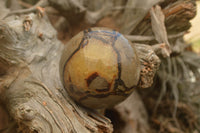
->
0;14;113;133
0;13;156;133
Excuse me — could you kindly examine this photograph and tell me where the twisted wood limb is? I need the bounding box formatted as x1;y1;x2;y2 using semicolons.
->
0;13;113;133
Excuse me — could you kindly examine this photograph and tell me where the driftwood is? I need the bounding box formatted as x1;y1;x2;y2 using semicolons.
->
0;13;160;132
0;0;198;133
0;13;114;133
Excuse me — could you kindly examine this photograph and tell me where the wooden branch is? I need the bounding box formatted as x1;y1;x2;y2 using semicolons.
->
48;0;114;24
0;13;113;133
132;0;196;36
119;0;160;34
134;44;160;88
124;32;185;42
150;5;171;54
3;0;49;19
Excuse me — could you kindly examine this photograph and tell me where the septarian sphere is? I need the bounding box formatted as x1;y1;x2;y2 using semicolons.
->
60;27;140;109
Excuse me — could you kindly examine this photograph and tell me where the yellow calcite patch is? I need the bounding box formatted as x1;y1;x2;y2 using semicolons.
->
64;38;118;93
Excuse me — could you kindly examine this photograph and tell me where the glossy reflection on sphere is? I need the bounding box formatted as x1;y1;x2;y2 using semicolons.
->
60;27;140;109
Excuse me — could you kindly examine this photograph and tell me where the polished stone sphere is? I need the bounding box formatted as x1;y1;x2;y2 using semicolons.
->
60;27;140;109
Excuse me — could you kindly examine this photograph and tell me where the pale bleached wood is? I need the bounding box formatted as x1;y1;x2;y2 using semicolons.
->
0;13;113;133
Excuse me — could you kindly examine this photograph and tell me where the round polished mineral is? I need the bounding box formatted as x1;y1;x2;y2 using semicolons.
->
60;27;140;109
